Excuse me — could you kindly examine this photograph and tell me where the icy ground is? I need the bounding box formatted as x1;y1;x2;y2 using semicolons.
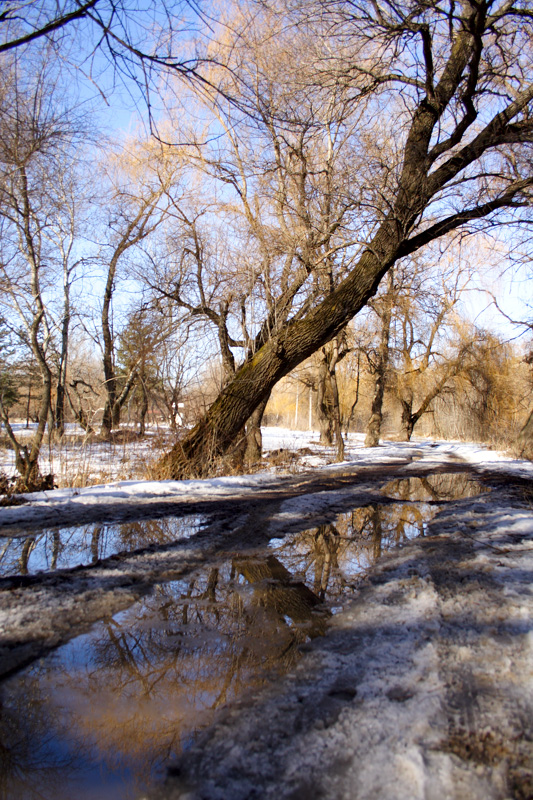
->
1;428;531;533
155;487;533;800
1;430;533;799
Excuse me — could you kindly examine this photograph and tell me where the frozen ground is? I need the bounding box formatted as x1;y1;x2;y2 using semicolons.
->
0;421;166;486
155;485;533;800
1;429;533;799
1;427;531;533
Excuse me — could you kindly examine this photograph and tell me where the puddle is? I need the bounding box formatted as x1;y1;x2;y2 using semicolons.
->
0;471;489;799
0;560;328;799
0;515;206;577
381;473;490;503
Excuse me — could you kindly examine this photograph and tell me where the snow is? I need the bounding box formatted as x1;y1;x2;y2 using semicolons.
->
151;486;533;800
2;427;533;799
2;428;532;533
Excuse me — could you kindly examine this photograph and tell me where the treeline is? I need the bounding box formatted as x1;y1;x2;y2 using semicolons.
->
267;329;528;451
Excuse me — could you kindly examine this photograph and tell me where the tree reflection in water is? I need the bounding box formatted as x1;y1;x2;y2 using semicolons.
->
0;553;329;799
0;515;206;577
272;474;487;602
0;472;488;799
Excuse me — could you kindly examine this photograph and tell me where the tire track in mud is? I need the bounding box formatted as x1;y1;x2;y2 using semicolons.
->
0;459;471;536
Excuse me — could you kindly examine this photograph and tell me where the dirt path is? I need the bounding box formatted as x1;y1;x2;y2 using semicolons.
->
152;481;533;800
0;460;468;678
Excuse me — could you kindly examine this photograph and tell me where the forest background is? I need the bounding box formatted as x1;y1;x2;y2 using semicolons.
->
1;0;533;490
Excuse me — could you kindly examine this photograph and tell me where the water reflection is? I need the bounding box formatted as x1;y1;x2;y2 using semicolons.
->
381;473;488;502
0;556;328;799
271;476;489;603
270;503;423;603
0;516;205;577
0;472;489;799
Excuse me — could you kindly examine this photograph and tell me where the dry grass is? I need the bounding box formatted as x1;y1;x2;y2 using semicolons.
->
0;428;174;490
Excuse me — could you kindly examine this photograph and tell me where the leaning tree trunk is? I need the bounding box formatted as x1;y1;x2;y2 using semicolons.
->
158;217;403;479
100;250;121;439
158;25;493;480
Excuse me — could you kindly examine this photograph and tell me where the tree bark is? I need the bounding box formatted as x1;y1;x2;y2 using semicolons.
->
317;352;334;446
316;338;345;458
101;252;118;438
365;270;395;447
400;399;415;442
138;379;149;436
330;365;345;461
55;268;71;438
245;394;269;466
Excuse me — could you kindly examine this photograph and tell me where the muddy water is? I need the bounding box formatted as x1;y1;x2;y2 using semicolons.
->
0;472;487;799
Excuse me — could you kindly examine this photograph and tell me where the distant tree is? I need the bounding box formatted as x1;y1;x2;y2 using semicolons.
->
462;332;527;447
393;258;475;440
95;138;182;439
365;269;395;447
315;334;351;460
491;290;533;458
0;56;84;486
116;303;169;435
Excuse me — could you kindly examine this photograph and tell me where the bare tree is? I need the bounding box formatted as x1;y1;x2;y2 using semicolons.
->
393;266;475;441
0;0;244;144
365;269;396;447
152;6;370;464
158;0;533;478
0;58;84;486
95;138;182;438
363;252;476;443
